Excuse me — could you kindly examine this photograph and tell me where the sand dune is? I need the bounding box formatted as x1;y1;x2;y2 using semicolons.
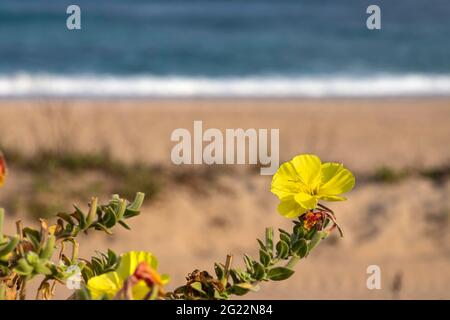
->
0;98;449;299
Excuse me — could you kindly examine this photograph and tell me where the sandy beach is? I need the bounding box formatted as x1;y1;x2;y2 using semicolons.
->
0;98;449;299
1;98;450;172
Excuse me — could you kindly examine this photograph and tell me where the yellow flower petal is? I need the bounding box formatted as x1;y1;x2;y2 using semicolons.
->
271;161;301;199
272;154;356;220
318;195;347;201
87;272;121;300
291;154;322;188
321;162;344;184
132;280;155;300
294;192;318;210
87;277;153;300
277;198;308;218
87;251;162;300
319;163;355;196
116;251;158;279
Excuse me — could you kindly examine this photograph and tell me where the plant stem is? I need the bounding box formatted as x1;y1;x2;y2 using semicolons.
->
16;220;24;256
285;255;300;269
224;254;233;284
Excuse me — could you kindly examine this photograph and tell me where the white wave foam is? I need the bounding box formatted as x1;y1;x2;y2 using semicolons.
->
0;73;450;97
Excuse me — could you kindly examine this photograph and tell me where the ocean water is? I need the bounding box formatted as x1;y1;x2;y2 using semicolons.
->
0;0;449;97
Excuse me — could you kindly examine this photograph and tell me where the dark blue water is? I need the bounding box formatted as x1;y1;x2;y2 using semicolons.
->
0;0;449;97
1;0;449;76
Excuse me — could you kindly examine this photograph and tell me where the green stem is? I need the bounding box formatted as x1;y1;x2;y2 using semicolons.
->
71;240;79;262
223;254;233;287
265;227;274;255
285;255;300;269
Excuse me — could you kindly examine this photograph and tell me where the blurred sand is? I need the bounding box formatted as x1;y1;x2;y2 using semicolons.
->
0;98;449;299
1;98;449;172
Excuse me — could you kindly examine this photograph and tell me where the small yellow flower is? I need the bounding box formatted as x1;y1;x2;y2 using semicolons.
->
86;251;169;300
271;154;355;218
0;153;6;187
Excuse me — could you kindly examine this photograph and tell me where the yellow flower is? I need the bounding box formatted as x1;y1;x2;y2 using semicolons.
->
0;153;6;187
271;154;355;218
86;251;169;300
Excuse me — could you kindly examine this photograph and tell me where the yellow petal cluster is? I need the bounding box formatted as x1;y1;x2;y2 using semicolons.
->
271;154;355;218
87;251;169;300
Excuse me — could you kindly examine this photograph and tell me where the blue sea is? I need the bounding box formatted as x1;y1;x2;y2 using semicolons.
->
0;0;449;97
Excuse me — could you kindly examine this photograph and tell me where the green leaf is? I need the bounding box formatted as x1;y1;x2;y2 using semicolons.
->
259;249;271;267
256;239;266;251
235;282;255;290
91;258;103;274
107;249;118;265
23;228;41;250
103;207;117;228
111;194;121;204
0;236;19;257
214;263;224;280
243;254;254;273
39;235;55;260
86;197;98;227
294;224;305;238
305;227;317;240
123;209;140;219
26;251;39;265
118;220;131;230
34;263;52;275
252;262;265;281
229;269;241;284
72;205;87;229
74;287;92;300
267;267;295;281
92;223;112;235
190;282;206;295
228;285;250;296
115;199;127;221
265;227;274;256
278;228;290;237
275;240;290;259
290;232;298;244
214;289;228;300
57;212;75;225
232;282;259;294
82;267;94;282
291;239;308;258
127;192;145;211
15;258;33;275
279;233;291;245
